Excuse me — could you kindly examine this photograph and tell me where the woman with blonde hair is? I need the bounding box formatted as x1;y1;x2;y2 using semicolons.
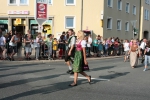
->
128;40;140;68
69;31;91;86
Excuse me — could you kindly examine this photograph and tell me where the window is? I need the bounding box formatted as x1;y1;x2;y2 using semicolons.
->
49;0;52;5
66;0;75;5
145;9;149;20
117;20;121;30
108;0;113;7
126;3;130;13
125;22;129;31
107;18;112;29
118;0;122;10
145;0;150;4
9;0;17;5
20;0;28;5
133;6;136;15
65;16;75;28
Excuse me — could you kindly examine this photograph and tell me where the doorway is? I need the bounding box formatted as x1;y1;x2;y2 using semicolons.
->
143;31;149;39
12;19;26;34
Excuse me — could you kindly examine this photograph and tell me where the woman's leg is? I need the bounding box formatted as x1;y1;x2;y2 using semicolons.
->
80;72;91;82
35;47;39;59
144;55;148;71
73;72;78;84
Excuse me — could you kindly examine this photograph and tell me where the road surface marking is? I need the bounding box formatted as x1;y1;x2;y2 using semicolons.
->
70;76;110;81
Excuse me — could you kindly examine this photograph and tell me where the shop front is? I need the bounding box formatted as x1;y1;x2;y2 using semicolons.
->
12;18;26;34
29;19;52;39
0;20;8;34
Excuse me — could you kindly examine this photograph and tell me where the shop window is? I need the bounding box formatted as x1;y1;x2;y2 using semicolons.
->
9;0;17;5
65;16;75;29
66;0;75;5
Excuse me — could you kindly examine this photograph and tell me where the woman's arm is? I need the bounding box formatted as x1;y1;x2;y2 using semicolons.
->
10;35;15;42
82;47;88;65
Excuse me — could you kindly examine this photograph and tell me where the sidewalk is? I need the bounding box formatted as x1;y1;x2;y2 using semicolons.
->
0;56;123;63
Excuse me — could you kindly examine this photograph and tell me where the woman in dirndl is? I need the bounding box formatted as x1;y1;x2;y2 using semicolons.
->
69;31;91;86
128;40;140;68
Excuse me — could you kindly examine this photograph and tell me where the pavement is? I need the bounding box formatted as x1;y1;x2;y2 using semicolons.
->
0;57;150;100
0;56;123;63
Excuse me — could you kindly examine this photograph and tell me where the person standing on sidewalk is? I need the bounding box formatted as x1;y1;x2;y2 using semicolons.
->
87;34;92;57
24;34;33;60
65;29;76;74
143;40;150;71
9;32;20;61
0;28;6;60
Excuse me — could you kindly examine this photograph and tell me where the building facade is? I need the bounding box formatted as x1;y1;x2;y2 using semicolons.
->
0;0;144;40
139;0;150;40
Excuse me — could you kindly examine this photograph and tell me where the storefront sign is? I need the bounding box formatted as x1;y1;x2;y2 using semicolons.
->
15;18;22;24
8;10;29;15
35;0;48;19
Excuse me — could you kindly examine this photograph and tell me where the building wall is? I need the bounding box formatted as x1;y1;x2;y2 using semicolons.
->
0;0;105;39
139;0;150;40
103;0;140;40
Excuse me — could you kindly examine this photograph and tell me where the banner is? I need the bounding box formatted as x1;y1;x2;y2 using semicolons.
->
35;0;48;20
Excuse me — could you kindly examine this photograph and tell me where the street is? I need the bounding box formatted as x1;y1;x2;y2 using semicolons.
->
0;57;150;100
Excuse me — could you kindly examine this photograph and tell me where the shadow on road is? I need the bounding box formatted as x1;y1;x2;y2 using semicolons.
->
0;72;66;89
0;63;43;68
99;71;130;79
90;66;115;71
0;80;74;100
0;68;55;78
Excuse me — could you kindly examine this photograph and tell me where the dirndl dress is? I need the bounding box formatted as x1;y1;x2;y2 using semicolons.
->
73;40;86;73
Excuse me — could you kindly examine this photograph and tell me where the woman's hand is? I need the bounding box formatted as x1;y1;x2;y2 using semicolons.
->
84;60;88;65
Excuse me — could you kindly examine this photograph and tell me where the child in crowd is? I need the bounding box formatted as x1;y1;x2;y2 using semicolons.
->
52;38;58;60
98;42;104;57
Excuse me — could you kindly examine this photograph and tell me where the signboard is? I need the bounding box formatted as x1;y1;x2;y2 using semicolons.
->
35;0;48;32
15;18;22;24
8;11;29;15
35;0;48;20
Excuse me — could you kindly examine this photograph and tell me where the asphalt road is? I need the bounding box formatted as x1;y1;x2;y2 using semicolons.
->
0;57;150;100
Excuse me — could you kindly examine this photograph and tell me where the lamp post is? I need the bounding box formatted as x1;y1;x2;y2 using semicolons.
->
130;20;137;39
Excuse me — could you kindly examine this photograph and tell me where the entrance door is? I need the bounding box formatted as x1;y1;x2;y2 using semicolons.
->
143;31;149;39
12;19;26;34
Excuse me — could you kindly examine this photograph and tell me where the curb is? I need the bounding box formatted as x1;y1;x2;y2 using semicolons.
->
0;56;123;64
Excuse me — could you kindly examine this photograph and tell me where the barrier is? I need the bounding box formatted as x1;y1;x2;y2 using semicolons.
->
0;42;125;61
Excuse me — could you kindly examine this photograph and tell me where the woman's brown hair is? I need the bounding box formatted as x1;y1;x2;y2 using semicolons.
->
146;40;150;48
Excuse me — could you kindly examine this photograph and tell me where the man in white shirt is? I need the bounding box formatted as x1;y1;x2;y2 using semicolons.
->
0;28;6;59
140;38;147;63
65;29;76;74
87;34;92;57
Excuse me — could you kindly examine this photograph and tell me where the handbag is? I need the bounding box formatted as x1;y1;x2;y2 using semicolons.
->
83;64;89;71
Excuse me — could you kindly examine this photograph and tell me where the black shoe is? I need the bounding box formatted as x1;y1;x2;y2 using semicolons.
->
69;83;77;86
66;70;72;74
88;75;91;84
69;71;74;74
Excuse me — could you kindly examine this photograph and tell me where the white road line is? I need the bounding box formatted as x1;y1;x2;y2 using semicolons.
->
70;76;110;81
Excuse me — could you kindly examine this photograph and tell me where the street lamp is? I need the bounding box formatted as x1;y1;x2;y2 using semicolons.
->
130;20;137;39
